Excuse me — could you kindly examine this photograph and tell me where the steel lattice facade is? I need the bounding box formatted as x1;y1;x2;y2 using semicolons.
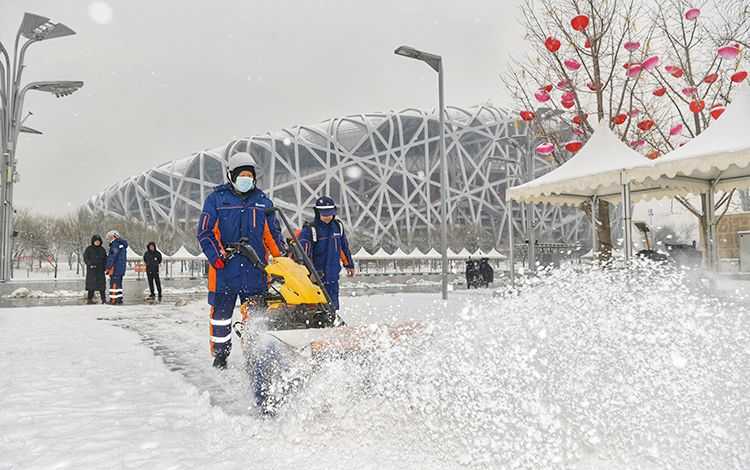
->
86;105;587;248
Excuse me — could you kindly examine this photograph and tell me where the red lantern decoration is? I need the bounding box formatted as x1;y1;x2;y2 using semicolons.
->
520;111;536;121
653;87;667;97
565;140;584;153
637;119;655;131
731;71;748;83
571;15;590;31
612;113;627;125
586;81;599;91
710;105;726;119
561;99;575;109
544;37;561;53
647;150;660;160
572;114;588;125
665;65;684;78
703;73;719;84
584;38;592;48
543;84;554;93
690;100;705;113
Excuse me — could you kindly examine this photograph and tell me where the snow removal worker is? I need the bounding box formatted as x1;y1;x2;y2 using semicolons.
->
197;152;285;370
298;196;355;312
104;230;128;305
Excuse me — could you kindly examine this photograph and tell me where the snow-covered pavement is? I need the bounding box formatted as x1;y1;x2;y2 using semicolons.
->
1;264;749;469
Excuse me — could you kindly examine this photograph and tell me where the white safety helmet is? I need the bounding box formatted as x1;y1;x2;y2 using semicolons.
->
226;152;257;182
105;230;120;243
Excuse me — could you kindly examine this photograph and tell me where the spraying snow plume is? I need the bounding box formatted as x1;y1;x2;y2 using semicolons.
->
276;263;750;469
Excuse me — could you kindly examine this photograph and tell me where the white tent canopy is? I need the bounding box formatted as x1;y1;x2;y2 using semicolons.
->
627;86;750;195
390;248;410;260
170;246;195;261
424;248;442;260
407;248;427;259
506;121;696;206
369;248;392;260
456;248;472;259
352;247;373;260
485;248;506;260
195;252;207;261
126;246;141;262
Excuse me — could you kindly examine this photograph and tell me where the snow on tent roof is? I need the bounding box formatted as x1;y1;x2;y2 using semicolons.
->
506;121;697;206
447;248;460;259
195;252;208;260
353;247;373;260
486;248;506;259
407;248;428;259
627;87;750;196
126;246;141;262
424;248;442;259
457;248;473;259
170;246;195;260
370;247;392;260
390;248;410;260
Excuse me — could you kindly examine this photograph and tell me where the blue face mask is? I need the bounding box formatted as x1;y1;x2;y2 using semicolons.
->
233;176;255;193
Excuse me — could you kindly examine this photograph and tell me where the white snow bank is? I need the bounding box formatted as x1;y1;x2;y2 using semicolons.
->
4;288;83;299
1;264;749;469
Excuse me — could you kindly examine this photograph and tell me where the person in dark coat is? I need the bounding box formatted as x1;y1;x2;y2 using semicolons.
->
83;235;107;304
143;241;163;300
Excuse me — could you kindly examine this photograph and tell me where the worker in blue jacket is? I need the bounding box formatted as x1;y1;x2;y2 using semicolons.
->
104;230;128;305
298;196;355;312
197;152;285;369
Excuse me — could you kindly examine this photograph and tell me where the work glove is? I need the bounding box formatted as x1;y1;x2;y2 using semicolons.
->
213;258;225;270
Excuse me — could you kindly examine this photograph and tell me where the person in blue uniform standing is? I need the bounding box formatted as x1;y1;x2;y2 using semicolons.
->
104;230;128;305
298;196;355;312
196;152;285;369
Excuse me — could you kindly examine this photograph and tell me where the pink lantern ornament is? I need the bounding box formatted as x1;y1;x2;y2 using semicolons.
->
718;45;740;60
669;124;683;136
684;8;701;21
624;41;640;52
535;143;555;155
534;89;551;102
642;55;660;70
564;58;581;71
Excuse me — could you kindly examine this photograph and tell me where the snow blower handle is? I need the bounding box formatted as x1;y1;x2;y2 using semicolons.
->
226;238;266;271
265;207;343;326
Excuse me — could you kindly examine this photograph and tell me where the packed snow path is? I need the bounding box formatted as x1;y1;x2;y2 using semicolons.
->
1;264;749;469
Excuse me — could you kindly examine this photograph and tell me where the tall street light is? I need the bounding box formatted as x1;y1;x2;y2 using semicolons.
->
0;12;83;281
394;45;449;300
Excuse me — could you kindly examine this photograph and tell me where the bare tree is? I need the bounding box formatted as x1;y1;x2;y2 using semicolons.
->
506;0;749;259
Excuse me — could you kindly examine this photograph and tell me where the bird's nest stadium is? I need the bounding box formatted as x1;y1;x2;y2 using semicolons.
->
86;105;588;250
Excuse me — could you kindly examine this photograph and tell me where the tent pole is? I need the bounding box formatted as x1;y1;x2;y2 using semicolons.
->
706;186;718;271
591;196;599;258
621;182;633;260
508;200;515;288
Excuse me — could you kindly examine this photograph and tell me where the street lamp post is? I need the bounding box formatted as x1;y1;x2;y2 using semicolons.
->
0;13;82;281
394;45;449;300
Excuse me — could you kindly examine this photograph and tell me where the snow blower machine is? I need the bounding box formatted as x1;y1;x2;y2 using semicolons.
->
230;208;420;415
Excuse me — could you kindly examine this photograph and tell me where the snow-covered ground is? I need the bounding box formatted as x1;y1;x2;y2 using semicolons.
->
1;263;749;469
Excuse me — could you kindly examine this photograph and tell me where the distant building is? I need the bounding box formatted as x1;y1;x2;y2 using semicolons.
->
86;105;586;248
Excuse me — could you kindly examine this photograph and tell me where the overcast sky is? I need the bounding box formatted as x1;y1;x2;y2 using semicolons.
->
1;0;526;215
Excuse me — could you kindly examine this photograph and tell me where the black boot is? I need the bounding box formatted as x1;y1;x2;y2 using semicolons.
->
212;355;227;370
